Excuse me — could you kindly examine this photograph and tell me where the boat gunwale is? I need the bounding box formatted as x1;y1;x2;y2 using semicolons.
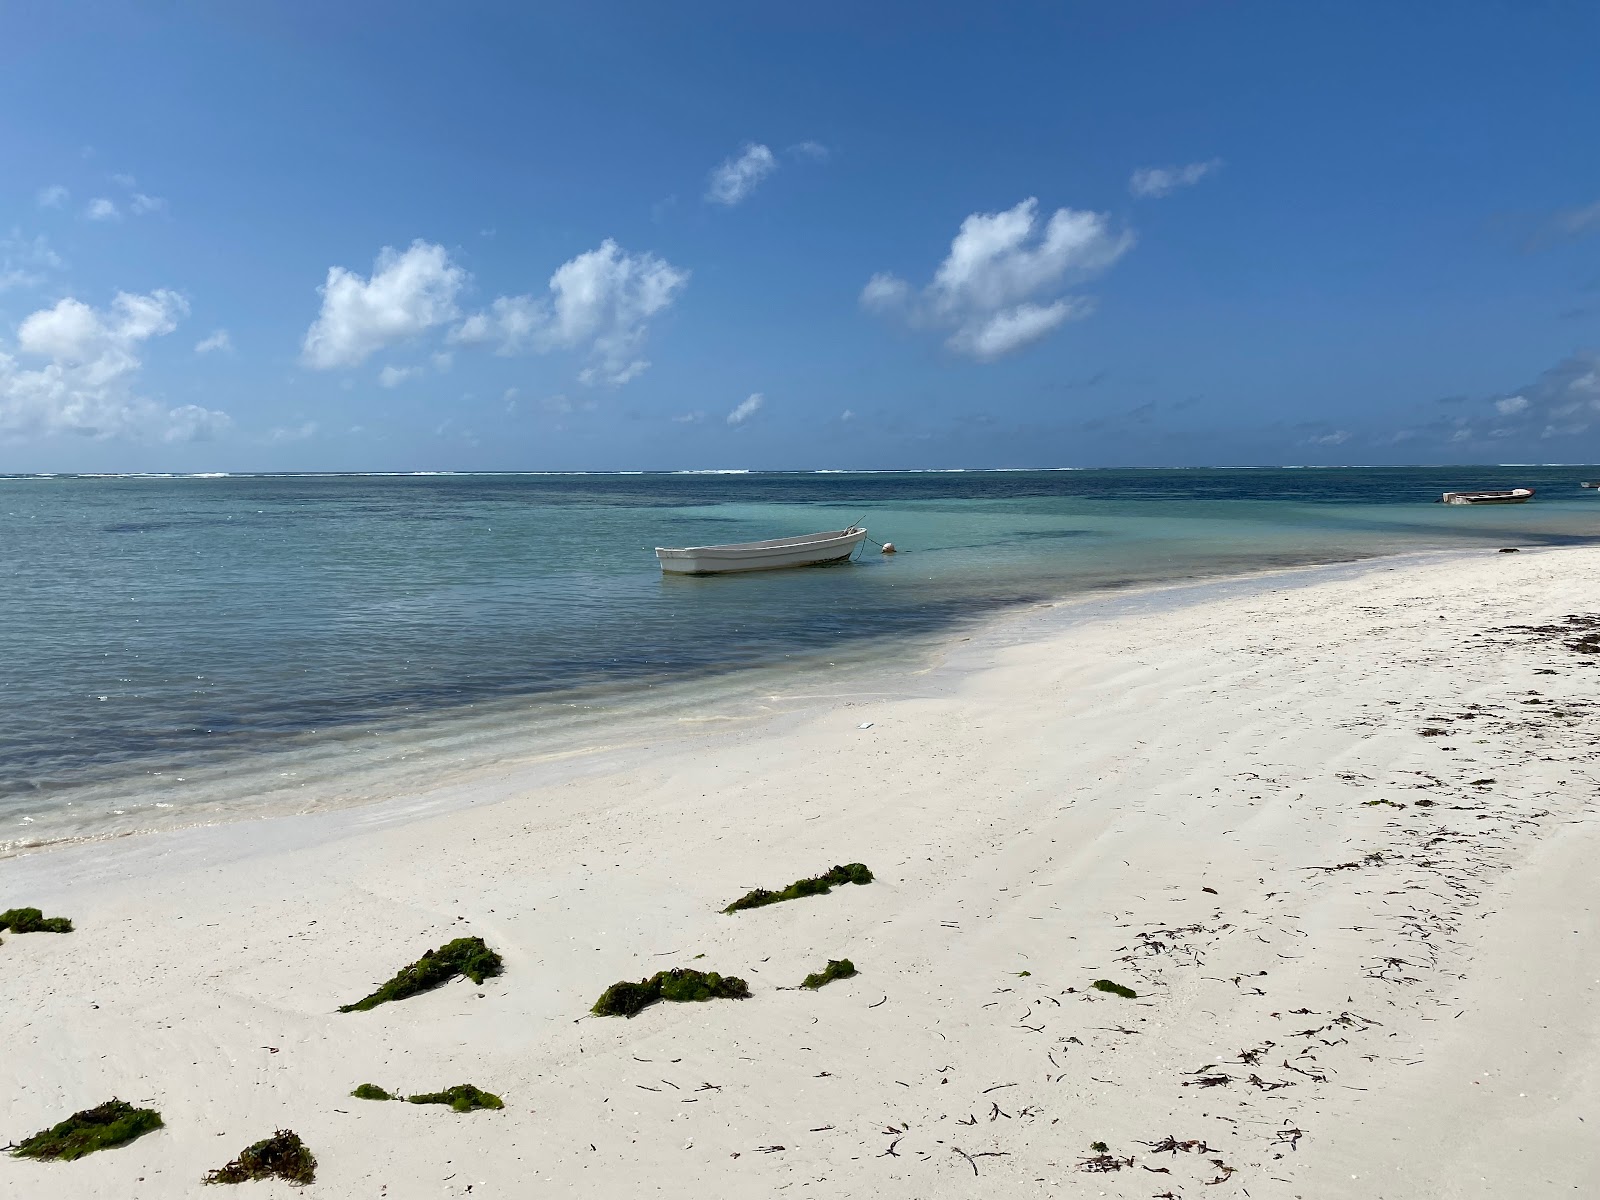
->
654;526;865;557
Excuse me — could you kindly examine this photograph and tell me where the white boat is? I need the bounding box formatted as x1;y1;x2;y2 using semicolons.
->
1438;488;1534;505
655;526;868;574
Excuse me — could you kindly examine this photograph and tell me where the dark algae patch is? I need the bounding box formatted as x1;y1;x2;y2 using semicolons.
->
723;863;873;914
204;1130;316;1185
339;936;503;1012
350;1083;395;1101
0;907;73;934
407;1085;504;1113
1092;979;1138;999
800;959;857;989
591;968;751;1017
9;1099;162;1160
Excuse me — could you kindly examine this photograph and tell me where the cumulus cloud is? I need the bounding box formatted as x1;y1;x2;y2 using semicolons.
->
727;392;764;425
302;240;466;369
194;329;232;354
1395;354;1600;448
789;141;830;162
129;192;166;215
452;239;688;386
36;185;68;209
672;410;706;423
1129;158;1222;199
86;197;120;221
0;288;228;441
706;143;778;206
860;197;1133;360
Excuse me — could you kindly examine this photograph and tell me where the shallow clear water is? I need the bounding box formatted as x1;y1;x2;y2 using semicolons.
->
4;466;1597;849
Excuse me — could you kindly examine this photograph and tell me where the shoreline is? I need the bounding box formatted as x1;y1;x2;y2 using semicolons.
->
3;544;1597;1197
2;544;1465;864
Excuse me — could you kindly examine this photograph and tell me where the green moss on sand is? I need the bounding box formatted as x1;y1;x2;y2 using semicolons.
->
800;959;857;989
723;863;873;914
1091;979;1137;999
203;1130;316;1185
350;1083;395;1101
0;907;73;934
10;1099;162;1161
591;967;751;1017
406;1084;504;1113
338;936;502;1013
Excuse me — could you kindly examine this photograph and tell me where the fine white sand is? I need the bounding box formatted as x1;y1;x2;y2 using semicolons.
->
3;546;1599;1198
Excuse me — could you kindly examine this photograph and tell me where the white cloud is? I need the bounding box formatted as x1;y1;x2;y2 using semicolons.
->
1129;158;1222;199
110;173;137;189
0;230;63;292
1495;394;1529;415
1397;355;1600;446
860;197;1133;360
672;410;706;423
727;392;764;425
302;240;465;369
194;329;232;354
163;404;232;442
452;239;687;386
1305;429;1351;446
840;409;856;421
788;141;830;162
130;192;166;215
0;288;226;441
267;421;319;443
705;143;778;206
542;393;597;415
86;197;120;221
377;364;421;388
36;185;69;209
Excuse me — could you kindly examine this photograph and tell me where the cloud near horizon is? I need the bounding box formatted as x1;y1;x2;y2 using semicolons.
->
861;197;1133;360
451;239;688;387
302;240;466;369
727;392;764;424
0;289;231;441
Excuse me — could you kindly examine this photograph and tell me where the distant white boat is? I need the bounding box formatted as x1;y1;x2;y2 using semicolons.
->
1438;488;1534;505
655;527;868;575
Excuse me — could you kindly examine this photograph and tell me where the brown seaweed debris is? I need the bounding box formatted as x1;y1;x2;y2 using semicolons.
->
723;864;873;914
8;1099;162;1160
591;967;750;1017
339;936;503;1013
204;1130;316;1185
0;907;73;934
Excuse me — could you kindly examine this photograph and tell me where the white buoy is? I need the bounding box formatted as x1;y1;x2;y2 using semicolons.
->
881;542;896;554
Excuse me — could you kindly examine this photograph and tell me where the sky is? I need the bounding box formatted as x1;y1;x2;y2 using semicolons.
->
1;0;1598;472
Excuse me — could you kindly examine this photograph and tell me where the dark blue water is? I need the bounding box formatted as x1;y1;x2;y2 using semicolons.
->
3;466;1596;847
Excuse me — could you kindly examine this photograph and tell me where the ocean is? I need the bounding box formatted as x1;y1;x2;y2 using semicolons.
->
4;465;1597;853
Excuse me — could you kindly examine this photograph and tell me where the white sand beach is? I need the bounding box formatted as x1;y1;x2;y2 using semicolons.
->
3;546;1599;1198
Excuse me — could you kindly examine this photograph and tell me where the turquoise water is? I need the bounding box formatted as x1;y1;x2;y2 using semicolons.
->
4;466;1597;850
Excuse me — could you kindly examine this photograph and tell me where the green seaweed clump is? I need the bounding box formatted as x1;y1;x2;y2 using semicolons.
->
723;863;873;914
338;936;503;1013
800;959;857;989
10;1099;163;1161
591;967;751;1017
1091;979;1137;999
203;1129;316;1186
0;907;73;934
350;1083;395;1101
406;1084;504;1113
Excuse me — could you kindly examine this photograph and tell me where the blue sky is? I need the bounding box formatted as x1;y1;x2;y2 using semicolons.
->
2;0;1598;471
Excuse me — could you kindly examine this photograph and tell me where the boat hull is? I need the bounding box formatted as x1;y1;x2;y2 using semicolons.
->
1440;489;1533;505
655;527;868;574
